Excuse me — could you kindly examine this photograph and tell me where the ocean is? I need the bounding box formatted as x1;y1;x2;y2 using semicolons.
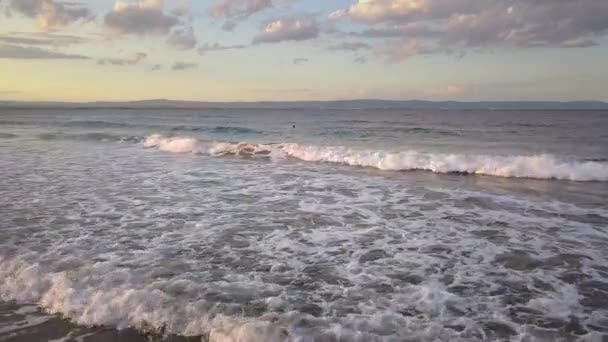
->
0;108;607;341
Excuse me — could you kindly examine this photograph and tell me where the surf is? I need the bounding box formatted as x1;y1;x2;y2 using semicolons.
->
144;134;608;182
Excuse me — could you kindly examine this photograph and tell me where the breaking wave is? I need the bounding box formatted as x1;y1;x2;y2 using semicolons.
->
0;257;296;341
143;135;608;182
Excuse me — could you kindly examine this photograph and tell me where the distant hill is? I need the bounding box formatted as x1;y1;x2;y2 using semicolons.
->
1;99;607;110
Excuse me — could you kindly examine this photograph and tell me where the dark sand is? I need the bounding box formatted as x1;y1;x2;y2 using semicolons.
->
0;301;201;342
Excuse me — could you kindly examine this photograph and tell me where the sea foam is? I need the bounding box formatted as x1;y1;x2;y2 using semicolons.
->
144;135;608;181
143;134;202;154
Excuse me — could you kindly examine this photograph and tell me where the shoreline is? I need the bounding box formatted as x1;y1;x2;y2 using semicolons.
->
0;301;202;342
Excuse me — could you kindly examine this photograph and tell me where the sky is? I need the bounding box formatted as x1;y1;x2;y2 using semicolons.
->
1;0;608;102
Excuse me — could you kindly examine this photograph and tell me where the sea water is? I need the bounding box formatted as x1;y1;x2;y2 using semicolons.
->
0;108;607;341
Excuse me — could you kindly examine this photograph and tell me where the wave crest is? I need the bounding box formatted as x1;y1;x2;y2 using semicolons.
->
143;135;608;181
0;257;293;341
143;134;202;154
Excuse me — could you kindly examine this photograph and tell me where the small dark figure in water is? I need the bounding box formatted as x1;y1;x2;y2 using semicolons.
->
292;125;296;128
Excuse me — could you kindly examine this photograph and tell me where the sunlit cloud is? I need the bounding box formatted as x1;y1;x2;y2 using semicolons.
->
5;0;92;31
253;14;319;44
330;0;608;58
104;0;180;35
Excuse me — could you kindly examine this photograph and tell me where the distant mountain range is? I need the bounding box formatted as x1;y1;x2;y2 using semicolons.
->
1;99;607;110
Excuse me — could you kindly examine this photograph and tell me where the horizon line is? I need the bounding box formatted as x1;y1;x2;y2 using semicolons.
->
1;98;608;103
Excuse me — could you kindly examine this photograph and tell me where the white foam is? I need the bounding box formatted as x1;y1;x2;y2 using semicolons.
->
143;134;201;154
279;144;608;181
144;135;608;181
2;129;608;342
0;256;293;341
527;284;583;320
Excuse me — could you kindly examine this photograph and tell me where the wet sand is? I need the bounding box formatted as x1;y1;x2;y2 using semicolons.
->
0;301;201;342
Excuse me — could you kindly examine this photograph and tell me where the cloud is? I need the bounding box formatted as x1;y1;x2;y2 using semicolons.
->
6;0;92;31
559;38;599;49
210;0;272;31
354;56;367;64
292;57;308;65
221;20;237;31
171;61;197;70
98;52;147;66
0;32;87;47
388;40;440;61
0;44;89;59
210;0;271;19
328;41;371;51
330;0;608;57
253;14;320;44
198;42;246;54
104;0;180;35
353;22;439;39
170;0;191;17
331;0;483;24
167;26;197;50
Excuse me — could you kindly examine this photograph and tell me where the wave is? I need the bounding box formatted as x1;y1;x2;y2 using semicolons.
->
143;134;202;153
320;127;460;138
394;127;461;136
0;133;18;139
38;132;143;143
143;135;608;182
62;120;135;129
0;257;296;341
212;126;263;135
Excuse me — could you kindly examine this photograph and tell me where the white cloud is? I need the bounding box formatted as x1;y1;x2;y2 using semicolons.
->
334;0;482;23
253;14;319;44
330;0;608;58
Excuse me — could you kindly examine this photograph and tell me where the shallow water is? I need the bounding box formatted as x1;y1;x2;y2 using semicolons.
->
1;109;607;341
